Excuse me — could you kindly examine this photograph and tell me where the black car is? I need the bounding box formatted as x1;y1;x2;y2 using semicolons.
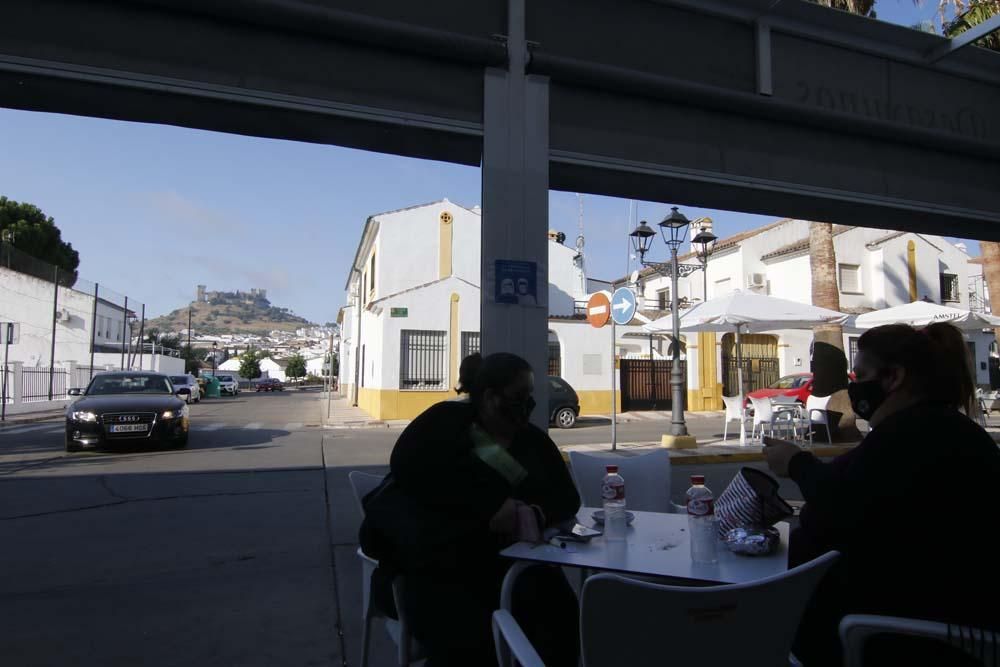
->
548;376;580;429
65;372;190;452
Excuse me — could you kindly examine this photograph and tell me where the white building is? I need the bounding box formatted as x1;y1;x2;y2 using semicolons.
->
632;219;991;409
259;356;287;382
338;199;646;421
0;263;183;414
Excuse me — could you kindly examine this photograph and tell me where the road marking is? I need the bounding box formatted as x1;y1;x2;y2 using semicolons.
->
196;423;226;431
0;423;62;435
243;422;262;430
283;422;303;431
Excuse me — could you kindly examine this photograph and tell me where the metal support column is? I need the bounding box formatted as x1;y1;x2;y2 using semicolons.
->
481;0;550;429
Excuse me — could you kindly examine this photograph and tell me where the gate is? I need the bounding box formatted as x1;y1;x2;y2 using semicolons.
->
721;334;779;395
620;359;685;412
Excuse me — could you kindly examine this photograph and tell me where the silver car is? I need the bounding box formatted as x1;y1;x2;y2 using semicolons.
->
169;374;201;404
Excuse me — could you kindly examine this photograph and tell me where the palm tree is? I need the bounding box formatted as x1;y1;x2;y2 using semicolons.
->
981;242;1000;342
809;222;860;440
943;0;1000;50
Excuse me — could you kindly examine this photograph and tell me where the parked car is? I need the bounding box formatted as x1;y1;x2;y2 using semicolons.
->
214;374;240;396
169;374;201;404
746;373;813;407
548;376;580;428
256;378;284;392
64;371;189;452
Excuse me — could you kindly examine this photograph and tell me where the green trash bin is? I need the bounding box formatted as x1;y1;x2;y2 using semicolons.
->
204;375;221;398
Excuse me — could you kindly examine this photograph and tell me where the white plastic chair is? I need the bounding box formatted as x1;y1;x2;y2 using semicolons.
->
840;614;1000;667
721;395;749;442
348;471;425;667
804;394;833;446
493;551;839;667
569;449;672;513
749;396;778;442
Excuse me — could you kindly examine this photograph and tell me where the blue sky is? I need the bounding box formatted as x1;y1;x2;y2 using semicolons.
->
0;2;975;324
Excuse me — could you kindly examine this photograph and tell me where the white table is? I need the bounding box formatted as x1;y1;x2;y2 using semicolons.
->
501;507;788;586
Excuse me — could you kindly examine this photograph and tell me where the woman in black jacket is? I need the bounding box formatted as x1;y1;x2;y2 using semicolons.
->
361;352;581;666
766;323;1000;666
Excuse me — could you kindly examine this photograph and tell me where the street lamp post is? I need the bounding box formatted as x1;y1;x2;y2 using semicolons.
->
212;341;218;375
630;207;716;441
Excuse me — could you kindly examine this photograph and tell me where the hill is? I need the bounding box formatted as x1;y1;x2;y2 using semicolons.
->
149;295;314;335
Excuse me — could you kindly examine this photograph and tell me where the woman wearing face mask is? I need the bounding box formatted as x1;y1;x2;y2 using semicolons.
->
360;352;581;667
765;323;1000;666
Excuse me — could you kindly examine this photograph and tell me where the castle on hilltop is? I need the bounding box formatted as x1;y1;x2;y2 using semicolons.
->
196;285;268;304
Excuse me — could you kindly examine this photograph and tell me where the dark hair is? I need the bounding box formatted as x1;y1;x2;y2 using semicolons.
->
922;322;976;415
857;322;975;413
455;353;482;394
468;353;532;408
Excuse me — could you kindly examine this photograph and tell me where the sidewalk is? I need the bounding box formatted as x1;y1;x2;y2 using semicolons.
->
0;408;65;427
321;394;409;429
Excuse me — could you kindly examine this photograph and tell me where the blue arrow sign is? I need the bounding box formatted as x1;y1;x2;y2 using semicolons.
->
611;287;637;325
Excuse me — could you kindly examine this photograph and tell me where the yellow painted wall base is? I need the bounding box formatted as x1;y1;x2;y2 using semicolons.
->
577;390;621;416
662;434;698;449
357;388;454;420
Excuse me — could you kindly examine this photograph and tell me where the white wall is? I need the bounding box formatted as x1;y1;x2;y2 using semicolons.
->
371;277;480;391
0;266;135;367
549;320;619;392
766;254;811;303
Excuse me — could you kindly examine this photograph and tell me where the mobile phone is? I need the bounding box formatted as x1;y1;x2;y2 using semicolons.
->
554;523;602;542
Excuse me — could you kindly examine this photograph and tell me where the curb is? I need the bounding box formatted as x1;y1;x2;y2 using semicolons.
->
560;443;856;466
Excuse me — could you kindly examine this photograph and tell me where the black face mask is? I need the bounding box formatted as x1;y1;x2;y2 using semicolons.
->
501;396;536;424
848;379;887;421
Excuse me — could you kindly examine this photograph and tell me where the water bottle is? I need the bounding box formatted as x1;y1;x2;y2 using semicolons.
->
687;474;718;563
602;465;627;542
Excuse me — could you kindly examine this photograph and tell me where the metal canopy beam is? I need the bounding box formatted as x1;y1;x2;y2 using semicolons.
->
926;13;1000;63
0;0;998;238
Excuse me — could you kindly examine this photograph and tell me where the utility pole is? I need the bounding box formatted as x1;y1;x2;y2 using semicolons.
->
48;266;59;400
89;283;99;381
120;296;128;370
326;332;335;419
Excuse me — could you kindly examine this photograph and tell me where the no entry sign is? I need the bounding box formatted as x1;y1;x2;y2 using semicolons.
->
586;292;611;328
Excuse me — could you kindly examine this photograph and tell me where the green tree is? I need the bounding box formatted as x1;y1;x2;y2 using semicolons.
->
944;0;1000;50
0;196;81;284
285;354;307;379
179;344;206;375
239;349;262;380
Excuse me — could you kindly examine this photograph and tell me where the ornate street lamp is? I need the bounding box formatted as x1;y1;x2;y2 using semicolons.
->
629;207;716;442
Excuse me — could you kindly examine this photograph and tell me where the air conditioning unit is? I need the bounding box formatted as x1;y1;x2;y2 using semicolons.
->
56;308;72;322
747;273;767;288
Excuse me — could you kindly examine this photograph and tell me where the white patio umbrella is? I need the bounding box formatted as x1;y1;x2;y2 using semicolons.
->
644;291;849;444
851;301;1000;331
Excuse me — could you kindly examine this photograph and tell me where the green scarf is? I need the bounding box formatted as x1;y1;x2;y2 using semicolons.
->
470;423;527;486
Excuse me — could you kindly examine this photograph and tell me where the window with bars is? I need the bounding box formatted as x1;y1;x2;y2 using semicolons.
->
941;273;960;302
461;331;481;360
400;330;448;390
548;340;562;376
848;337;859;370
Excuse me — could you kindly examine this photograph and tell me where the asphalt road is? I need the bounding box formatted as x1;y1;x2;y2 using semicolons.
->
0;393;801;667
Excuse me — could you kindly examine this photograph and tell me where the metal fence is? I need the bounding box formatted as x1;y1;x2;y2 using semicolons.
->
399;329;448;390
0;365;10;404
21;366;68;402
722;358;779;395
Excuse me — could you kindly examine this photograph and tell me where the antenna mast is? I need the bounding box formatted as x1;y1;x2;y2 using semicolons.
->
574;193;586;294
